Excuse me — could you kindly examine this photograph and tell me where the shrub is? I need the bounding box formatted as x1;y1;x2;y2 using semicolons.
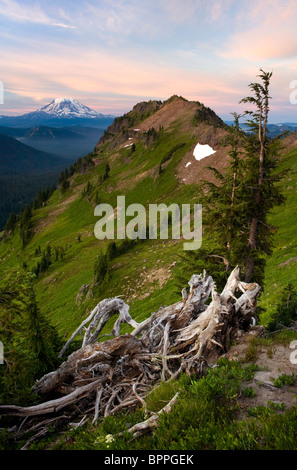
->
94;252;108;284
267;283;297;331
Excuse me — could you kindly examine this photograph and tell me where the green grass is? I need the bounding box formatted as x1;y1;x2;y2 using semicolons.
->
273;373;297;388
1;132;297;340
2;113;297;450
259;147;297;324
28;358;297;451
0;123;202;339
1;130;297;341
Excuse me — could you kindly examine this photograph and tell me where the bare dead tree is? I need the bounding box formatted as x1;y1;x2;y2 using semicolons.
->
0;267;261;447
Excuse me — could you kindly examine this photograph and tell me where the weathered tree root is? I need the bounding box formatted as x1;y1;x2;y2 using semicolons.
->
120;392;180;439
0;267;261;446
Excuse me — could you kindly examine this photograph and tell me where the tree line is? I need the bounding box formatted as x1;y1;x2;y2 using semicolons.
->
4;185;56;247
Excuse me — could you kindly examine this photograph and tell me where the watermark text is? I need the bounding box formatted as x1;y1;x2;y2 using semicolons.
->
94;196;202;251
290;80;297;104
0;81;3;104
290;340;297;365
0;341;4;365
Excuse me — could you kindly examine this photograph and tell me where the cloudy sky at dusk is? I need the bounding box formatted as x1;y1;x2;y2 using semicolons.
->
0;0;297;122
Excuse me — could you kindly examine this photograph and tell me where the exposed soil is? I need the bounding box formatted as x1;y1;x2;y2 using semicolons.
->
175;117;230;185
32;183;85;235
123;265;172;302
281;132;297;154
223;328;297;414
177;144;231;186
132;98;199;132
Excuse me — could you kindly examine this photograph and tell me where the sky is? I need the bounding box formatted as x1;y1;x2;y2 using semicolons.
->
0;0;297;122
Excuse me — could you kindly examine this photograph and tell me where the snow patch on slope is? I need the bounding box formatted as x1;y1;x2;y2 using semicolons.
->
193;143;216;161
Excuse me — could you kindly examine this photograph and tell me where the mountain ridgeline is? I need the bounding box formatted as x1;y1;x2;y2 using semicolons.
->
1;92;297;450
98;95;225;148
1;93;296;327
0;94;232;330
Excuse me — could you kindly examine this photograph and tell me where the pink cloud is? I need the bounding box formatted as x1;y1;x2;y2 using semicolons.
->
1;45;244;115
221;0;297;60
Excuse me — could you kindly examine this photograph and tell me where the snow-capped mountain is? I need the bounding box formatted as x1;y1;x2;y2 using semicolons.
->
0;98;115;128
37;98;101;118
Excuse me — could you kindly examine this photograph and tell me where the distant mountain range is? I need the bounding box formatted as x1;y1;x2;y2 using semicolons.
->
224;120;297;138
0;132;69;229
0;124;105;159
265;123;297;138
0;97;115;128
0;98;115;229
0;125;84;140
0;133;68;175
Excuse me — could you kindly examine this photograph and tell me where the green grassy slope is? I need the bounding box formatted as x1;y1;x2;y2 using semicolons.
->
0;97;211;341
0;95;296;342
1;97;297;451
259;145;297;324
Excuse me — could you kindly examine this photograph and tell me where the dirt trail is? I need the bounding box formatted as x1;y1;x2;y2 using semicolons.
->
224;328;297;412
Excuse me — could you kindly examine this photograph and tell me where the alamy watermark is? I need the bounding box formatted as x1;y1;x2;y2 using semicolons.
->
94;196;202;250
290;340;297;365
0;81;3;104
290;80;297;104
0;341;4;365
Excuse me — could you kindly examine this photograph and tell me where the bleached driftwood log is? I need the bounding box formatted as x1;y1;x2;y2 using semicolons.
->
0;267;261;444
58;297;139;357
175;267;261;363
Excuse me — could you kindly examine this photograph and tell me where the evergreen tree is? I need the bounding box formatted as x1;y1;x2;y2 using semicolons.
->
19;205;32;247
175;112;248;291
0;272;61;403
94;191;100;205
4;212;17;233
103;163;110;180
61;179;70;193
33;186;55;210
94;252;108;284
197;112;246;276
59;168;70;193
176;69;285;289
106;241;117;261
239;69;285;283
83;181;93;195
40;250;51;272
25;280;57;374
